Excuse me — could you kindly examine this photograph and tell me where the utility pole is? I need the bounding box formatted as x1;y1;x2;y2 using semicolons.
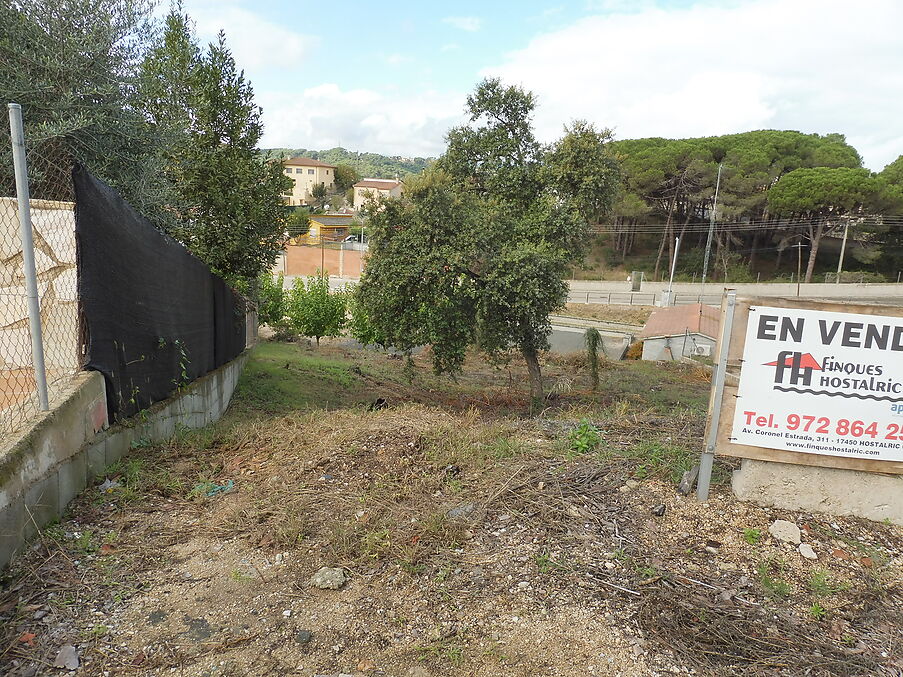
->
791;237;806;297
835;221;849;284
662;236;681;306
701;163;722;286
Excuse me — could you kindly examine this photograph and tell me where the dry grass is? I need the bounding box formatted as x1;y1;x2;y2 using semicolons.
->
561;303;654;326
1;343;901;676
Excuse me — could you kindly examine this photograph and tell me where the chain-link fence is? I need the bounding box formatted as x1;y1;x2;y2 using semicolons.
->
1;104;80;437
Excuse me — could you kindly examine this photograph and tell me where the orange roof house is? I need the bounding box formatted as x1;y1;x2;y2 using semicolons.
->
638;303;720;361
352;178;403;210
282;156;337;206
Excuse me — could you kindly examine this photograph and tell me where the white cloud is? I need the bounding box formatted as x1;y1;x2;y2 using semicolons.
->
385;53;410;66
441;43;460;52
584;0;655;12
190;4;317;73
442;16;482;32
258;84;465;158
484;0;903;170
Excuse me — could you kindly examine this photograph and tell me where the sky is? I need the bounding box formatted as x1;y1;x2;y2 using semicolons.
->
179;0;903;171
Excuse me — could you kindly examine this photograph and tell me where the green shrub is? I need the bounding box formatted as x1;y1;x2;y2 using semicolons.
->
568;419;601;454
285;274;347;345
347;284;388;347
257;272;287;328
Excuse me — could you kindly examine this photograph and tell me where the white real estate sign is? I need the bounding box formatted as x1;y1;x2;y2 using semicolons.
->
731;305;903;463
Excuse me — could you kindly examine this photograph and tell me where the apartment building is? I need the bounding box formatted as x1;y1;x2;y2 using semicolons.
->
282;156;337;206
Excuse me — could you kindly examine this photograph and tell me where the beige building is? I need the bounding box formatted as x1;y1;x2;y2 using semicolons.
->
352;178;403;211
282;156;337;206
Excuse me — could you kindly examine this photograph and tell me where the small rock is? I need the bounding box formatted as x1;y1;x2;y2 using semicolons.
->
310;567;347;590
625;480;640;489
517;581;530;590
97;478;120;494
677;464;699;495
651;504;666;517
53;644;79;670
283;609;292;617
447;503;475;519
768;519;801;545
32;609;47;620
358;659;378;672
275;553;284;565
798;543;817;560
407;667;431;677
295;630;313;644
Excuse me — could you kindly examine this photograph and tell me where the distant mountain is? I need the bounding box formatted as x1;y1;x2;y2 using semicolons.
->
264;147;433;179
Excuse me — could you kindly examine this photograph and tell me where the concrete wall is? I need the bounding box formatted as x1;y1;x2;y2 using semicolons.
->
0;353;248;569
0;197;79;372
732;459;903;525
641;333;715;361
569;279;903;298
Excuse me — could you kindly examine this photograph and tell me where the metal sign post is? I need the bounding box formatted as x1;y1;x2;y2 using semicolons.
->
8;103;49;411
697;289;737;500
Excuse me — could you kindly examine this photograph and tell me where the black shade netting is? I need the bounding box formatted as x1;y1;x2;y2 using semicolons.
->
73;166;246;420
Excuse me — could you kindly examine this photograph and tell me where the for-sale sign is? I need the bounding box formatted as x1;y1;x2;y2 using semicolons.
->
731;305;903;463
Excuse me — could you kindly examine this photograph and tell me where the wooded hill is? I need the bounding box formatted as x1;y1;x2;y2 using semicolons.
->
605;131;903;282
265;147;432;180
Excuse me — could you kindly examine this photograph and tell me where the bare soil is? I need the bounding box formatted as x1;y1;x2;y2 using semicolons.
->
1;343;900;676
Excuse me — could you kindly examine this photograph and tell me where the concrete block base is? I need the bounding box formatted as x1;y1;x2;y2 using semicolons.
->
1;352;248;569
732;458;903;525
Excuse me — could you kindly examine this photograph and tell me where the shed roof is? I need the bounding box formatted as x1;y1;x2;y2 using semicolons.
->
309;214;354;227
639;303;720;340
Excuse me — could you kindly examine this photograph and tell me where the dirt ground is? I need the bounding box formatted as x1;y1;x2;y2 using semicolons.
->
1;342;901;676
561;304;654;327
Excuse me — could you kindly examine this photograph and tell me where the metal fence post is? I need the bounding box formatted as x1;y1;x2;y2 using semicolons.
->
697;290;737;501
8;103;49;410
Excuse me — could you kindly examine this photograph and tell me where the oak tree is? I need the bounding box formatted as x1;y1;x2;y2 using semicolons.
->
357;79;598;404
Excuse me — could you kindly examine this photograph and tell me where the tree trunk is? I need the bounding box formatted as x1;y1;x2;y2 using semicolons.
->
804;223;824;283
748;228;760;270
522;346;543;406
653;229;667;281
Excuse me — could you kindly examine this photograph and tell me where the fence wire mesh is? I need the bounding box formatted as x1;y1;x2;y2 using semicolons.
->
1;115;80;437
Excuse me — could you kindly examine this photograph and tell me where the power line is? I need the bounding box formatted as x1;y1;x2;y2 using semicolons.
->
592;218;903;235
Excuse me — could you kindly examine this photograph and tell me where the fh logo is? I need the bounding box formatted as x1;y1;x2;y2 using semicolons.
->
764;352;823;387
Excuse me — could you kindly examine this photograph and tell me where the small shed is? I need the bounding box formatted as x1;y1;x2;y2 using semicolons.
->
638;303;719;361
306;214;353;243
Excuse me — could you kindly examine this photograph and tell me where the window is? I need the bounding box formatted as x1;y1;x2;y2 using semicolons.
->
326;170;330;175
284;168;291;174
295;168;303;173
308;169;315;174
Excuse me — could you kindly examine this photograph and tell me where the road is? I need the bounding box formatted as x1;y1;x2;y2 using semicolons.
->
566;280;903;307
